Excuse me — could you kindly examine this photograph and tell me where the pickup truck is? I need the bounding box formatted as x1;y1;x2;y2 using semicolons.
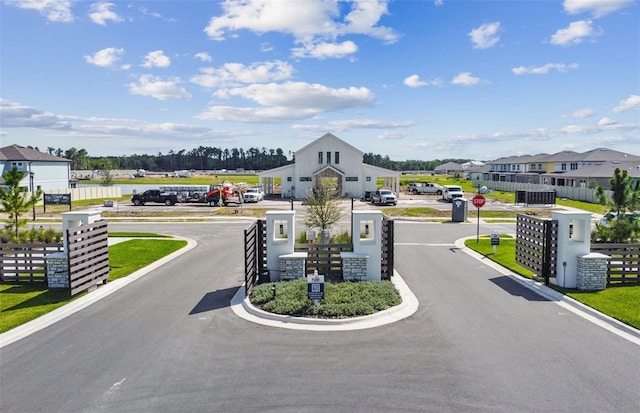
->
442;185;464;202
407;182;443;195
371;189;397;206
131;190;179;206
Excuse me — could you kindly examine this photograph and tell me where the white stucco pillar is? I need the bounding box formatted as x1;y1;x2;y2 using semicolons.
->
351;210;383;281
265;211;296;281
552;211;592;288
61;210;102;251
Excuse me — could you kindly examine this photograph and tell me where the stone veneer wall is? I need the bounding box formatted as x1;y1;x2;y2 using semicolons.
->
576;253;609;291
47;252;69;289
341;253;368;281
279;253;307;280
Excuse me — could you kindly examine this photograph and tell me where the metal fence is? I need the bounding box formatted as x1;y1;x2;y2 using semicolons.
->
0;243;64;282
590;243;639;285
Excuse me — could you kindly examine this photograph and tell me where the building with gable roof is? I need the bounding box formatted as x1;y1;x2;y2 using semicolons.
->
0;145;71;191
258;133;400;199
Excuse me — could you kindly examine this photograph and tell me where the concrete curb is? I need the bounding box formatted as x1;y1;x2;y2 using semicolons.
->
0;236;197;349
230;270;419;331
455;236;640;346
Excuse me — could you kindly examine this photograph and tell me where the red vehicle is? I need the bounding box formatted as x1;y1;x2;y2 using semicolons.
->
206;184;243;207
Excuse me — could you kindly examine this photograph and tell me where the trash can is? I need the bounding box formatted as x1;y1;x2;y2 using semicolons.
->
451;198;468;222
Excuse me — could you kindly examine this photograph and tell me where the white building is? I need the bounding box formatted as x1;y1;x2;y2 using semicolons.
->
258;133;400;199
0;145;71;192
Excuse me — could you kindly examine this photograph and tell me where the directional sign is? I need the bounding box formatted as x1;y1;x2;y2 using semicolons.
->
472;194;486;208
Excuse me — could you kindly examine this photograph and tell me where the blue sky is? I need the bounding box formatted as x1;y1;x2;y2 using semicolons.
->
1;0;638;162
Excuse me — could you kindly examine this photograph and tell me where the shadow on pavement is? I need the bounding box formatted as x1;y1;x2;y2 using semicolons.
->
489;276;550;302
189;286;238;315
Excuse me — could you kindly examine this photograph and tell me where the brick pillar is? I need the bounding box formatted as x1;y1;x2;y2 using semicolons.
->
576;253;609;291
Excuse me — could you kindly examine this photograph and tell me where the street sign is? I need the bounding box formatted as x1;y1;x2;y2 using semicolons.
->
472;194;486;208
490;233;500;245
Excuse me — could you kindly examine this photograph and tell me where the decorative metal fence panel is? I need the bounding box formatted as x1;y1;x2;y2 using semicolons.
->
515;214;558;285
295;243;352;279
0;243;63;282
67;220;109;296
244;219;266;296
381;215;394;280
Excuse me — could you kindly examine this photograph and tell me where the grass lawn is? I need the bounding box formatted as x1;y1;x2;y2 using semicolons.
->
465;236;640;330
0;237;187;333
250;278;401;318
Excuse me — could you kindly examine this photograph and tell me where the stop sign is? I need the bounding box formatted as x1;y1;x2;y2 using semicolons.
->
472;194;486;208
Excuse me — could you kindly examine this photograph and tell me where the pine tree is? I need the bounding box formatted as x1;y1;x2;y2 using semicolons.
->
0;166;43;239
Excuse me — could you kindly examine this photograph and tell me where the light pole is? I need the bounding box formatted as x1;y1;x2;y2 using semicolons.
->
29;171;35;221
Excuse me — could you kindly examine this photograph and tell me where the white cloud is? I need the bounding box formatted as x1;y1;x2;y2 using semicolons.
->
141;50;171;68
468;22;501;49
89;2;123;26
568;108;596;118
84;47;125;68
512;62;579;75
403;74;442;88
0;99;69;128
198;81;374;123
293;119;413;132
5;0;74;23
291;41;358;59
451;72;481;86
128;75;192;100
378;132;406;140
191;61;294;89
550;20;599;46
434;0;444;6
612;95;640;113
598;117;617;126
204;0;398;59
194;52;212;62
563;0;634;18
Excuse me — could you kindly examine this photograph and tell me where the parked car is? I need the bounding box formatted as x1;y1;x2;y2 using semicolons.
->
598;211;640;227
371;189;397;206
407;182;443;195
131;190;179;206
442;185;464;202
243;187;265;203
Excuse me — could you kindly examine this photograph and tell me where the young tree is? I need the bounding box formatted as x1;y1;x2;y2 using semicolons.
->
305;183;343;242
593;168;640;242
0;166;43;238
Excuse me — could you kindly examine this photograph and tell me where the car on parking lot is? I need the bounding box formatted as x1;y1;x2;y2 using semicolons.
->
442;185;464;202
598;211;640;227
371;189;397;206
243;187;265;203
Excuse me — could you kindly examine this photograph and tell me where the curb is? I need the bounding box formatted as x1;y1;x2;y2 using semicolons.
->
230;270;419;331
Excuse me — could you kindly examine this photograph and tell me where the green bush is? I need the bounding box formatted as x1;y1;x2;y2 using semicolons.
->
250;278;401;318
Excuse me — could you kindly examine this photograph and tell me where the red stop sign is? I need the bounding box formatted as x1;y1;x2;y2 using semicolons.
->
472;194;486;208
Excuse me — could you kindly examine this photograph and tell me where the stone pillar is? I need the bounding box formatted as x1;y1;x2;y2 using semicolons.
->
265;211;295;281
352;210;383;281
552;211;592;288
577;253;609;291
46;252;69;288
341;252;369;281
279;252;307;280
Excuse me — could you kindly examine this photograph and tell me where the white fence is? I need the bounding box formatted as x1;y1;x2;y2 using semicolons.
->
475;180;610;203
41;187;122;202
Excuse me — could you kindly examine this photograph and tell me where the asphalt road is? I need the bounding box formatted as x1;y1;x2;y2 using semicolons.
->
1;221;638;412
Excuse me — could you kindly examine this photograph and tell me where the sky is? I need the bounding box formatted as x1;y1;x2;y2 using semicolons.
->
0;0;639;162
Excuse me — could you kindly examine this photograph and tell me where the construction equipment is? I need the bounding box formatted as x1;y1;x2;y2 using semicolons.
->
206;182;243;207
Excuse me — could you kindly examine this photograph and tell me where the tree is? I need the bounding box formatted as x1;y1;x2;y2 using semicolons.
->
0;166;43;238
593;168;640;242
305;184;343;243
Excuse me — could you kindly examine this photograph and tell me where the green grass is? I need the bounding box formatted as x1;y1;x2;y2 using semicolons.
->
109;232;171;238
0;237;187;333
465;236;640;329
250;278;401;318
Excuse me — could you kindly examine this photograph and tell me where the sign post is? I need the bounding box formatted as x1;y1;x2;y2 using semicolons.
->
307;270;325;307
471;194;486;242
490;233;500;254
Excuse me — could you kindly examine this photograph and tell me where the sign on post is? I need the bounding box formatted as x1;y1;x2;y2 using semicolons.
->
307;271;325;304
472;194;485;242
490;233;500;253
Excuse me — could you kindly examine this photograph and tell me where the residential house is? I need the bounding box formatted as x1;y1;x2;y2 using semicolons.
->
0;145;71;192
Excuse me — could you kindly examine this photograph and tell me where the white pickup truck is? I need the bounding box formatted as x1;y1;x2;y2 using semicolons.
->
407;182;443;195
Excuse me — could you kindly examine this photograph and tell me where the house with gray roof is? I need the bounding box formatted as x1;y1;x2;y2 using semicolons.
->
1;145;71;191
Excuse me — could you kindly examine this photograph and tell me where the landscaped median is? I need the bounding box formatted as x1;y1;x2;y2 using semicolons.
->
465;235;640;330
0;233;188;333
